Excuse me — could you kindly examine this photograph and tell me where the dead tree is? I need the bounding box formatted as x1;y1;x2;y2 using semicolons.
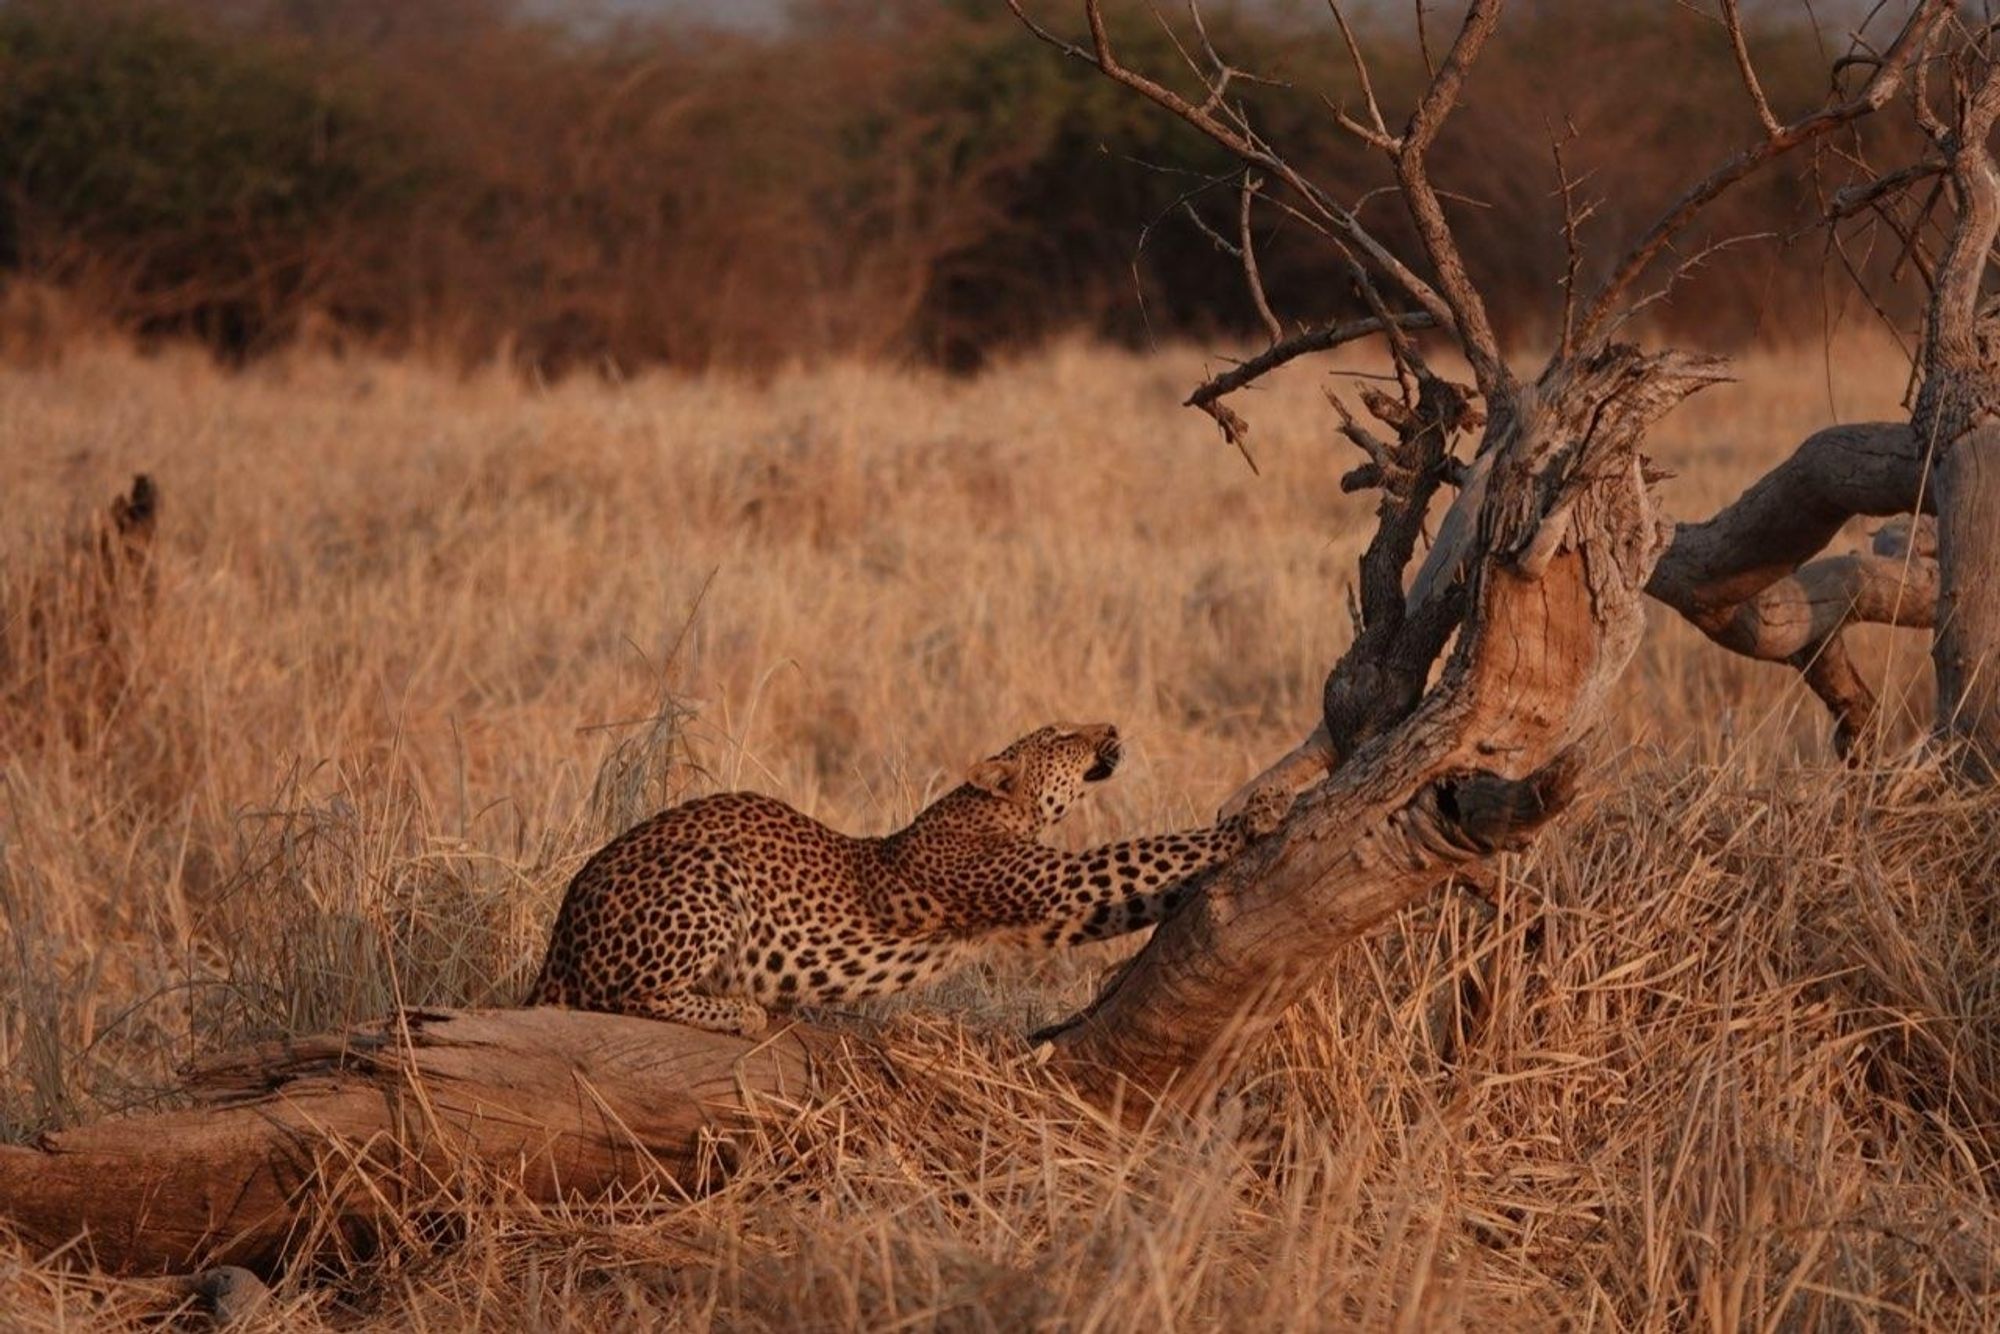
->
0;0;1958;1275
1906;33;2000;774
1005;0;1948;1102
1638;14;2000;771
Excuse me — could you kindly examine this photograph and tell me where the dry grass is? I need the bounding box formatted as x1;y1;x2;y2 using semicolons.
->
2;335;1996;1329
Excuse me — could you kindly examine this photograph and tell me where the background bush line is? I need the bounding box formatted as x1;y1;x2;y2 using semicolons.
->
0;0;1913;375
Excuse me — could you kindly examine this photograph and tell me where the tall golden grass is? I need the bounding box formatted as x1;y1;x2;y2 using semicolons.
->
3;336;1996;1329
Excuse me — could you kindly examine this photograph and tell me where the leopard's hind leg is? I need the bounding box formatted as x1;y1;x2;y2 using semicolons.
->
624;989;769;1036
591;859;767;1035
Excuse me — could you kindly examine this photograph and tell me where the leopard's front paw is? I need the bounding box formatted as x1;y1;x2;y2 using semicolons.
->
735;1001;771;1037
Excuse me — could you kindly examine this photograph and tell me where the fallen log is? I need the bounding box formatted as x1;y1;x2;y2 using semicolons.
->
0;1008;810;1274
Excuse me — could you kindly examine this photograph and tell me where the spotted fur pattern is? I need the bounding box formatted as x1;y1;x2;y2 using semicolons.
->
528;722;1288;1034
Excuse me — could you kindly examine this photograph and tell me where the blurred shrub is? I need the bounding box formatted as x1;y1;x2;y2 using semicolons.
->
0;0;426;356
0;0;1919;374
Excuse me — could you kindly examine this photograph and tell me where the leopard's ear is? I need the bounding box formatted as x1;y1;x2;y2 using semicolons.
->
966;757;1025;800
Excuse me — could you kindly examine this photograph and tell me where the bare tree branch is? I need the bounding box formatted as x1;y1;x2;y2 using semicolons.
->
1645;421;1936;753
1551;121;1592;359
1648;422;1928;617
1575;0;1949;349
1239;175;1284;344
1720;0;1784;138
1825;157;1947;224
1389;0;1511;396
1183;310;1438;460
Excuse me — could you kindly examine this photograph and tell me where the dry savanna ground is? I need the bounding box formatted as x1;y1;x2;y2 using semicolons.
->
2;335;1997;1330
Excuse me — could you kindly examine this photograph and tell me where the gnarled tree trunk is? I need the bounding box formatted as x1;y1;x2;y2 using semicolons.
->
1043;346;1723;1109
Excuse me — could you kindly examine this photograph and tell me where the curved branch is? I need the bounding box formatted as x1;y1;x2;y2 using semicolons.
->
1643;421;1936;754
1645;421;1929;623
1724;551;1937;757
1698;550;1937;663
1183;310;1437;454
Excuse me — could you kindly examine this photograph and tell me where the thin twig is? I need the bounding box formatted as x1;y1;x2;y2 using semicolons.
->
1328;1;1396;148
1720;0;1784;137
1550;119;1591;360
1181;200;1242;258
1239;175;1284;343
1823;158;1947;225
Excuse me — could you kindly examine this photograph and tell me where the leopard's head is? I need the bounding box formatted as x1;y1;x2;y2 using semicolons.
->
963;722;1121;834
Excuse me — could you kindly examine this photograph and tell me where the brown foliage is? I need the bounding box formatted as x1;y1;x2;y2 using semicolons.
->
0;0;1932;374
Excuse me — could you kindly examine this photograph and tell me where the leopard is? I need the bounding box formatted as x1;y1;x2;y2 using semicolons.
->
526;722;1289;1035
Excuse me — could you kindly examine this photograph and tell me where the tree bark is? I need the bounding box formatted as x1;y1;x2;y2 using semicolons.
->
1933;427;2000;772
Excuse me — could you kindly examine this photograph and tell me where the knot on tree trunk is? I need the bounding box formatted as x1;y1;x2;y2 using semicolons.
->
1428;751;1586;855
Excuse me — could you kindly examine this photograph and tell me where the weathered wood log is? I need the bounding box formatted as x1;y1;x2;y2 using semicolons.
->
0;1008;812;1274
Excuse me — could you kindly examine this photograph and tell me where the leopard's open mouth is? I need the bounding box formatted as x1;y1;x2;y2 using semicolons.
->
1084;737;1121;783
